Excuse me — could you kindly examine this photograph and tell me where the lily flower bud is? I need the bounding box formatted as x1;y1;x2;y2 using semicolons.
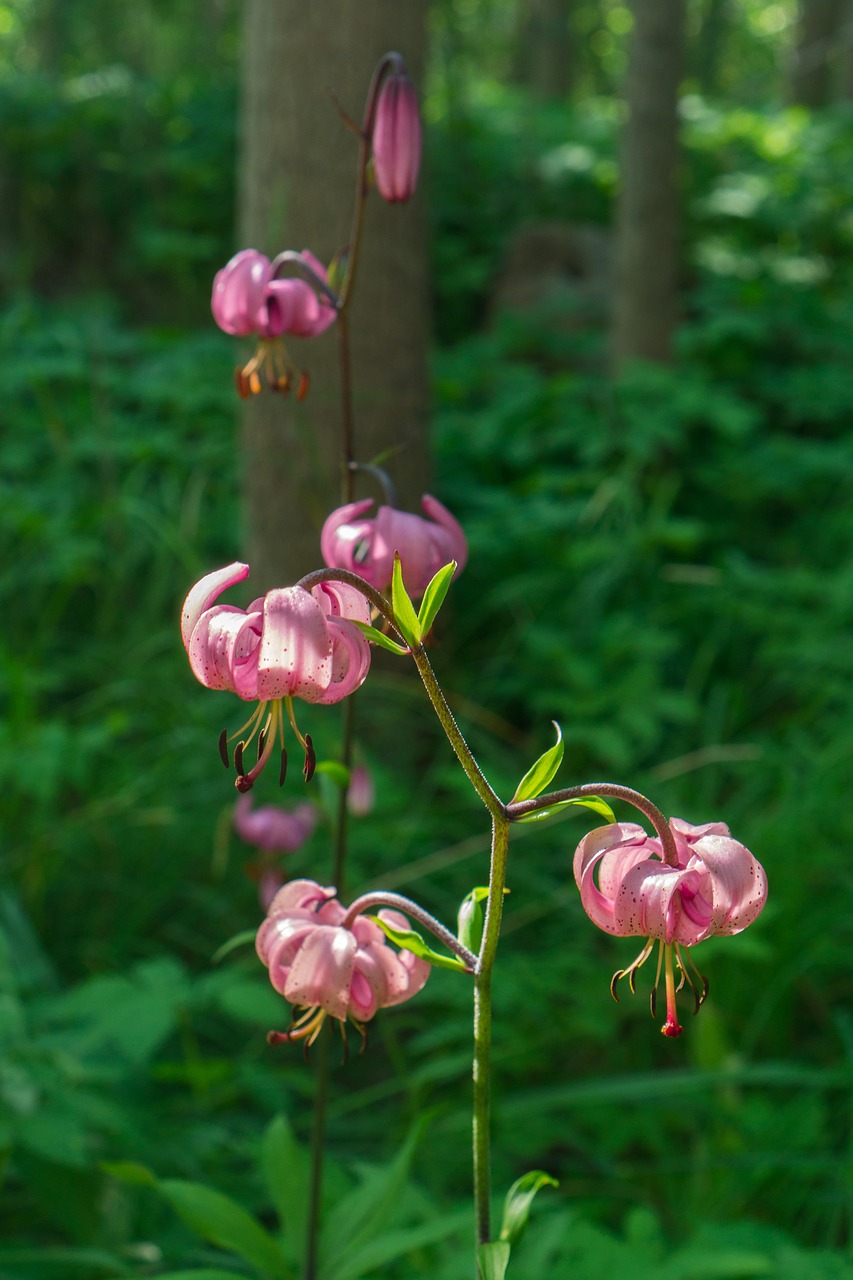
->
372;70;422;204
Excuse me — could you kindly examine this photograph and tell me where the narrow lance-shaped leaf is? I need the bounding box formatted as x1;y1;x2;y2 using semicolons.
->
514;796;616;825
314;759;350;788
499;1170;558;1246
157;1179;291;1278
511;722;564;804
352;620;411;656
457;886;490;954
370;916;470;973
417;560;457;636
477;1240;511;1280
391;553;422;648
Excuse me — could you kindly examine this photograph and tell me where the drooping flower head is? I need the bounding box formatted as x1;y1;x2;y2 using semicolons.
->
321;495;467;600
574;818;767;1037
371;64;422;204
181;563;371;791
256;878;430;1047
211;249;337;398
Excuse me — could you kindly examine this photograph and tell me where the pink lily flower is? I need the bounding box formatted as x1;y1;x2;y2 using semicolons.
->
256;878;430;1046
181;563;371;791
372;69;422;203
574;818;767;1037
211;248;336;397
320;495;468;599
234;796;317;910
234;795;317;851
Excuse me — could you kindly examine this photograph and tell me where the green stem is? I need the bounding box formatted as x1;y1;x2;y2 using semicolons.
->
304;1030;331;1280
409;644;505;818
337;311;355;503
473;814;510;1248
332;696;356;892
506;782;678;867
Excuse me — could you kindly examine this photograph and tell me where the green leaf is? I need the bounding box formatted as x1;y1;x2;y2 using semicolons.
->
320;1123;424;1278
120;1272;249;1280
261;1115;311;1269
499;1170;558;1246
101;1160;158;1188
158;1179;291;1278
352;620;410;656
477;1240;511;1280
514;796;616;825
314;759;350;788
416;561;457;636
210;929;257;965
511;722;564;804
370;917;470;973
457;887;490;954
391;554;422;648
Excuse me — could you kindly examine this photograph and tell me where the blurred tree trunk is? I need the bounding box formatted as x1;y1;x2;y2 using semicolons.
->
695;0;730;98
841;0;853;98
611;0;685;369
790;0;842;107
238;2;430;587
515;0;575;100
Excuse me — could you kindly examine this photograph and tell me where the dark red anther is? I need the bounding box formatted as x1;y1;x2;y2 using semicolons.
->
257;730;266;762
303;734;316;782
296;371;309;401
235;367;250;399
218;729;229;768
234;740;245;776
279;748;288;787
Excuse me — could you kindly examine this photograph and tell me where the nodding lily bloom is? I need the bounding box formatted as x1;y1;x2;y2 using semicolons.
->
256;879;430;1047
321;495;468;599
372;69;422;203
234;795;318;851
181;563;371;791
574;818;767;1038
211;248;336;397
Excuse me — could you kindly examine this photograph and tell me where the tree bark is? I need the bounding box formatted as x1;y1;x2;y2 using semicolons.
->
611;0;685;369
238;1;430;587
695;0;730;98
519;0;575;101
790;0;843;107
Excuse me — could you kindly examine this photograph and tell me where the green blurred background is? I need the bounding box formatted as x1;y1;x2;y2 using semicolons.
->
1;1;852;1277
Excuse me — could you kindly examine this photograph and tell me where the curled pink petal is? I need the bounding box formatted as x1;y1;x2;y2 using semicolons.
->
212;251;274;336
256;588;332;701
311;578;372;626
284;926;357;1021
320;618;372;704
320;495;468;599
181;562;250;650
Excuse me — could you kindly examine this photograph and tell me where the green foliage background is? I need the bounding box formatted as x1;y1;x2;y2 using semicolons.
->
1;3;853;1277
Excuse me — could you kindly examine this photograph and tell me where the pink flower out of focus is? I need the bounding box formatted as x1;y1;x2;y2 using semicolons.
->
574;818;767;1037
234;796;317;910
181;562;371;791
256;878;430;1046
321;495;468;600
372;68;421;203
211;249;336;398
234;795;318;851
